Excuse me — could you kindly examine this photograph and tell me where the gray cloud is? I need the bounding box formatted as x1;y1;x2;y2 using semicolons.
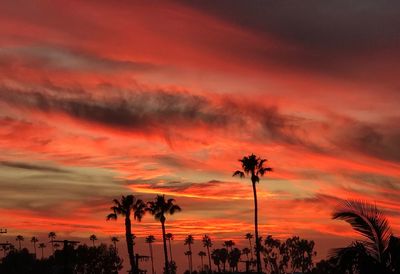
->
0;161;69;173
0;45;155;73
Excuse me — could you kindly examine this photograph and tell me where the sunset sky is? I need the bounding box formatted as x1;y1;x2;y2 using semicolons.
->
0;0;400;271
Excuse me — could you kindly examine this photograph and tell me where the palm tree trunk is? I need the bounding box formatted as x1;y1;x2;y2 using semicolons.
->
18;241;21;251
33;243;36;257
161;219;170;274
249;238;254;261
41;248;44;259
252;179;262;273
168;238;173;263
125;216;137;274
51;240;54;254
207;246;212;273
149;243;155;274
201;256;204;272
189;243;193;274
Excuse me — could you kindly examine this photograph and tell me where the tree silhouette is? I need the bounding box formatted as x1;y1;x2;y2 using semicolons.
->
107;195;146;274
146;235;156;274
211;249;221;272
223;240;235;252
166;233;174;263
331;200;397;273
228;248;241;272
184;250;192;273
199;251;207;272
184;235;194;273
147;194;181;274
233;153;272;273
15;235;24;251
38;243;46;259
111;236;119;251
89;234;97;247
245;233;254;262
48;232;56;254
202;234;213;273
31;237;38;258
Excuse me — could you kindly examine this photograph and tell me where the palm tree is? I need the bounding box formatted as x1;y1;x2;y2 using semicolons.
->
199;251;207;271
111;236;119;251
107;195;146;274
245;233;254;261
89;234;97;247
184;235;194;273
38;243;46;259
53;243;60;250
202;234;213;273
223;240;235;252
147;195;181;274
331;200;396;273
31;237;39;257
233;154;272;273
166;233;174;263
15;235;24;250
146;235;156;274
185;251;192;272
211;249;221;272
48;232;56;254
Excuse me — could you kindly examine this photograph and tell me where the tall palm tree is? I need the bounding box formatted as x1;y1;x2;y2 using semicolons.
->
48;232;56;254
31;237;39;257
89;234;97;247
146;235;156;274
107;195;146;274
184;234;194;273
233;154;272;273
202;234;213;273
331;200;396;273
245;233;254;261
166;233;174;263
15;235;24;251
185;251;192;272
147;195;181;274
38;243;46;259
199;251;207;272
111;236;119;251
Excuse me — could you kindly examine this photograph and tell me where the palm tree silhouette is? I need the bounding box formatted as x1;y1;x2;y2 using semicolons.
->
38;243;46;259
146;235;156;274
53;243;60;250
147;194;181;274
211;249;221;272
331;200;397;273
245;233;254;261
111;236;119;251
223;240;235;252
199;251;207;271
31;237;38;257
89;234;97;247
202;234;213;273
166;233;174;263
15;235;24;251
48;232;56;254
233;154;272;273
184;234;194;273
107;195;146;274
184;250;192;272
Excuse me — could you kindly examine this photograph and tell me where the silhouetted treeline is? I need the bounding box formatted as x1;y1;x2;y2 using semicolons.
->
0;244;122;274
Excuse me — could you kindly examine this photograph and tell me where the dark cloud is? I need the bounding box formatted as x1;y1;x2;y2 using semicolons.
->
0;161;69;173
332;119;400;162
183;0;400;80
0;84;296;143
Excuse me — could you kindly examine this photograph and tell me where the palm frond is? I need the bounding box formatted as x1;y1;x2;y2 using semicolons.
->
106;213;118;221
332;200;392;262
232;170;245;178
